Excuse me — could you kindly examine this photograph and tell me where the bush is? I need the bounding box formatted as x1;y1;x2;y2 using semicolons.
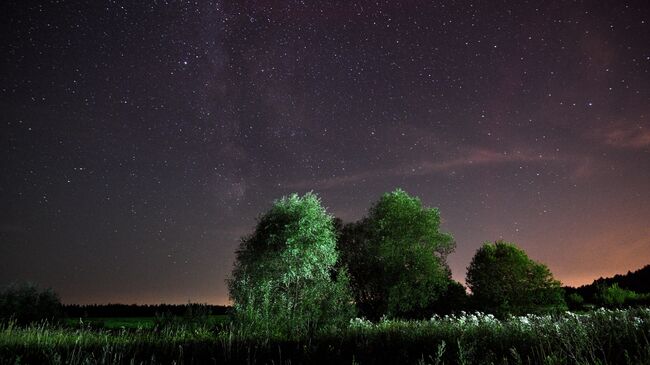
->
565;292;585;311
596;283;646;307
0;282;62;324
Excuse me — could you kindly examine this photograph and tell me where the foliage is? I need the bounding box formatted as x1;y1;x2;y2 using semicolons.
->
344;308;650;365
336;218;381;317
228;192;354;338
567;264;650;306
595;283;650;308
466;241;566;316
592;264;650;293
338;189;455;319
565;292;585;311
1;308;649;364
426;280;470;315
0;282;62;325
598;283;633;307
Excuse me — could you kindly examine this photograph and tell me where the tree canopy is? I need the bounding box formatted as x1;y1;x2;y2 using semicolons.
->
338;189;455;319
466;241;565;316
228;192;353;337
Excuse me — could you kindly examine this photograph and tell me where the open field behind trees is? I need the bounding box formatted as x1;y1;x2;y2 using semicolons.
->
63;315;229;330
1;308;649;364
62;304;230;319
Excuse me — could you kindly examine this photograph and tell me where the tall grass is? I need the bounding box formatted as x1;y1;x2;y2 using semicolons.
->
1;308;649;364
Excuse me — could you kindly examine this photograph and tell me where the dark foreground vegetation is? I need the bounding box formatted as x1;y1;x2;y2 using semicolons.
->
1;308;649;364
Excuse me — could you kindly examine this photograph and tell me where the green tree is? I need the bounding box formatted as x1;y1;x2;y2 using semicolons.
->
466;241;566;316
596;283;639;307
228;193;354;338
339;189;455;319
0;282;62;324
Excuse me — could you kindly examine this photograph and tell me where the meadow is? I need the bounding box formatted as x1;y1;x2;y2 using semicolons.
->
1;308;649;364
64;315;229;330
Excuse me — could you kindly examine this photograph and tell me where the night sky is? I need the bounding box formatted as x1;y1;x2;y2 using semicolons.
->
1;1;649;305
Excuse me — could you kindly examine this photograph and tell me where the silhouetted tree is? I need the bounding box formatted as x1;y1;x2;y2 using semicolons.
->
466;241;566;316
592;265;650;293
0;282;62;324
425;280;470;316
228;193;354;337
567;264;650;306
338;189;455;319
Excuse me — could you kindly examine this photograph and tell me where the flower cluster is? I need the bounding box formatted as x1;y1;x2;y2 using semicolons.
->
348;317;373;330
348;308;649;335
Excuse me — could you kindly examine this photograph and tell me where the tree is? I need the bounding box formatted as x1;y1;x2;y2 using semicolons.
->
228;193;354;338
568;264;650;306
596;283;643;307
466;241;566;316
338;189;455;319
337;219;383;317
0;282;62;324
427;280;470;315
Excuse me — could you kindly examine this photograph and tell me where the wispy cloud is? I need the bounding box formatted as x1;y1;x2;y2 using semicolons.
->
287;148;552;190
417;148;545;173
596;124;650;149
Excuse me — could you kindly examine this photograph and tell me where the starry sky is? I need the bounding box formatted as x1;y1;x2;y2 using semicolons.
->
1;1;649;305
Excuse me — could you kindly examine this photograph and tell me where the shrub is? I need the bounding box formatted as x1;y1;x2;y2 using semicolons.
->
566;292;585;311
596;283;643;307
0;282;62;324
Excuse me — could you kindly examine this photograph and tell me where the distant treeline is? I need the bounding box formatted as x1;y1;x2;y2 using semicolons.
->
578;264;650;293
63;303;230;318
564;264;650;308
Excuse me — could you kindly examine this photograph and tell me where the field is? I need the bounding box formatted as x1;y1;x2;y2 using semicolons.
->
1;308;649;364
64;315;229;330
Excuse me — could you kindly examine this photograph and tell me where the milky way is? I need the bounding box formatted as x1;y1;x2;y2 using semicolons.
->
1;1;649;304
